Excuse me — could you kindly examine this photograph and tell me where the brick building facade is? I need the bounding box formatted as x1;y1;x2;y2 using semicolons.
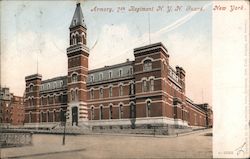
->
24;3;213;129
0;87;24;125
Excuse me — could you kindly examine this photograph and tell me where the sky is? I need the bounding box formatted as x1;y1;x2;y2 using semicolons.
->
0;0;212;105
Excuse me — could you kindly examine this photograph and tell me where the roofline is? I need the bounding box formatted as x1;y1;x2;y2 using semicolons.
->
41;76;67;83
88;61;134;74
134;42;168;53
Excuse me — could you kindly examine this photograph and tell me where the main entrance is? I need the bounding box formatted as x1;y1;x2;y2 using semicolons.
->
72;106;78;126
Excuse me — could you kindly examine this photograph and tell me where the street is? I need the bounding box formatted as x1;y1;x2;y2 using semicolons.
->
1;129;212;159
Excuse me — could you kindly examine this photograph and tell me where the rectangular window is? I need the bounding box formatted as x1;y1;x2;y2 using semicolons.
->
99;73;103;81
130;67;133;75
119;69;122;77
109;71;112;79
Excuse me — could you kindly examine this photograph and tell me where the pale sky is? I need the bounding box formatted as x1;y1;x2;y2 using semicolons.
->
0;0;212;105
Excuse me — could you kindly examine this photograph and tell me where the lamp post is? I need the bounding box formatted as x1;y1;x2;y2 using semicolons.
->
62;111;67;145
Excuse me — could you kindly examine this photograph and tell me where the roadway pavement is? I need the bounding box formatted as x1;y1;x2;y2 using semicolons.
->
0;129;212;159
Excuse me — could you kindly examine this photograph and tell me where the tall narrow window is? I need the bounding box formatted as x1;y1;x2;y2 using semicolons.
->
150;79;154;91
75;89;78;101
119;104;123;119
40;112;43;122
72;35;76;45
109;71;112;79
109;87;112;97
119;69;122;77
146;101;151;117
130;67;133;75
109;105;113;119
100;106;103;120
29;112;32;123
119;85;123;96
90;75;94;83
90;89;94;99
71;90;75;101
91;107;94;120
143;80;148;92
99;88;103;98
143;60;152;71
47;111;50;122
53;110;56;122
130;83;134;95
99;73;103;81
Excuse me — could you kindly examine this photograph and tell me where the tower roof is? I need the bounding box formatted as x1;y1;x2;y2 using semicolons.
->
69;3;86;29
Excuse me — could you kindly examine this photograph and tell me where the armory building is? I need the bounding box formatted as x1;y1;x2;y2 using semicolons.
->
23;3;213;131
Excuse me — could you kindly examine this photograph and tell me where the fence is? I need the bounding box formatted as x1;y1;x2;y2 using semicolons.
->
0;132;32;147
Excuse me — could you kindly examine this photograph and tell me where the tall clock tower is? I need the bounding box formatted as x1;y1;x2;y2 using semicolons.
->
66;3;89;126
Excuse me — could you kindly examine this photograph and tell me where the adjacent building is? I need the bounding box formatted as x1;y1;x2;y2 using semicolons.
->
23;3;213;130
0;87;24;125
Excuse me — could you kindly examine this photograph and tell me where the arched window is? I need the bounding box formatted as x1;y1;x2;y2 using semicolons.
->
72;74;78;83
130;83;135;95
99;88;103;98
91;107;94;120
75;89;78;101
72;35;76;45
143;60;152;71
30;98;34;106
109;86;112;97
90;89;94;99
119;85;123;96
119;104;123;119
76;34;80;43
142;80;148;92
99;106;103;120
71;90;75;101
146;100;151;117
30;85;34;92
109;105;113;119
150;79;154;91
